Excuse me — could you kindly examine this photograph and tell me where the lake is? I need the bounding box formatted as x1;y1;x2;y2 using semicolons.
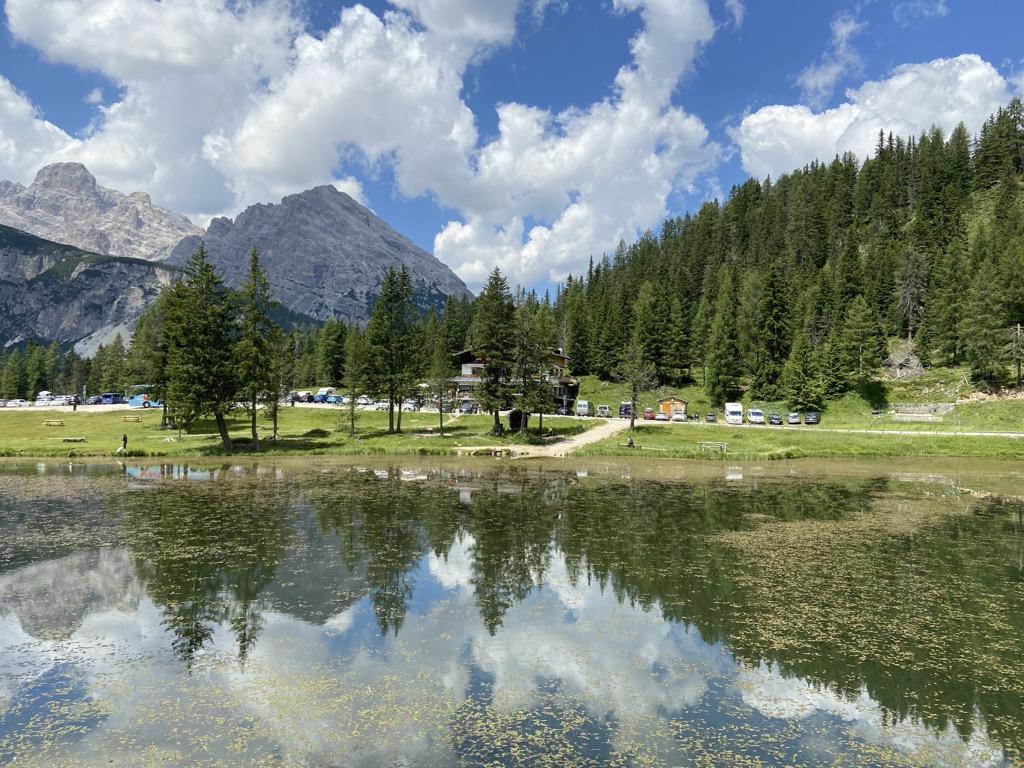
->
0;457;1022;767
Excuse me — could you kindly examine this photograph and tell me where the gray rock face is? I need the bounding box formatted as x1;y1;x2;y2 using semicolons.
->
0;163;202;262
0;225;179;353
169;185;471;323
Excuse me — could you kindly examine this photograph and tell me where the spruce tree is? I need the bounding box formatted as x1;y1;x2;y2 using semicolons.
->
468;268;515;433
165;242;238;450
234;246;280;450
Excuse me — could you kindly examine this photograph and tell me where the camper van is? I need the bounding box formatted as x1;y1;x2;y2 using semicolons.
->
724;402;744;425
575;400;595;417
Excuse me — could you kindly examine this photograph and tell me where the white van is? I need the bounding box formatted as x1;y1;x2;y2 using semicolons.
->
747;407;765;424
575;400;595;416
724;402;744;425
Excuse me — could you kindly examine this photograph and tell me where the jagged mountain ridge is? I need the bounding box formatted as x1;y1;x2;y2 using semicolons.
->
0;163;202;262
0;163;472;332
169;184;471;323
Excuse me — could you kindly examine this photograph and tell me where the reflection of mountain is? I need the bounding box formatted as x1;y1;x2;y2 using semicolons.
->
0;549;142;641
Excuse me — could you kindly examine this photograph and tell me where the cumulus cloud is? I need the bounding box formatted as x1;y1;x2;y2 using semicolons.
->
731;54;1012;182
0;76;77;178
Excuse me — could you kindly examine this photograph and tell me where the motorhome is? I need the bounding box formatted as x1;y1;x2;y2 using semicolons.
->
724;402;744;425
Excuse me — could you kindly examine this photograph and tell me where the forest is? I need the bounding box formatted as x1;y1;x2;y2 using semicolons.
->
2;97;1024;422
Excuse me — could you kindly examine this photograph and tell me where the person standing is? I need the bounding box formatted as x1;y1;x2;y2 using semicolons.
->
119;434;128;453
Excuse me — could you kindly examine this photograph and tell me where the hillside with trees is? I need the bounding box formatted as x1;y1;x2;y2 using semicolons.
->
3;98;1024;436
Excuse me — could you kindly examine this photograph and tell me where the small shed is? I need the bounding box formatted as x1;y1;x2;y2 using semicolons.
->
658;396;688;417
507;409;530;432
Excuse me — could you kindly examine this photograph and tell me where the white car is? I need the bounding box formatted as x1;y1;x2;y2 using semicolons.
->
7;398;28;407
357;395;373;405
375;400;390;410
747;408;765;424
671;410;687;422
34;397;54;407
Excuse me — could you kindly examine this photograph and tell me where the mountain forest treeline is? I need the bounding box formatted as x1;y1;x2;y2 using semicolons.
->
3;98;1024;442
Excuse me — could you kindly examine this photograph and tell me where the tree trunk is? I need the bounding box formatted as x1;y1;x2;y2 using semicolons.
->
250;395;259;451
215;412;233;454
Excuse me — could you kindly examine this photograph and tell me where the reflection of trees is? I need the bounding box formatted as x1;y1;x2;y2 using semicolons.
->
313;471;461;637
121;469;291;667
557;474;1024;762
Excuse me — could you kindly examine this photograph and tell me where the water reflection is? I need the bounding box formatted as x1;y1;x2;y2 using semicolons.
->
0;460;1021;766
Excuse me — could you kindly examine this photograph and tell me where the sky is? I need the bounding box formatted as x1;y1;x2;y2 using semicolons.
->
0;0;1021;295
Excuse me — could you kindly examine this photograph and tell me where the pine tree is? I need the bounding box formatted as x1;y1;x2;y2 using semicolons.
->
836;294;883;378
963;258;1006;384
781;329;824;411
365;265;418;433
704;270;740;405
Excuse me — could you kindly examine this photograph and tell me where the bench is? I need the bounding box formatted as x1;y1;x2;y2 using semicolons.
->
122;415;142;422
698;441;727;452
62;437;86;442
43;420;65;427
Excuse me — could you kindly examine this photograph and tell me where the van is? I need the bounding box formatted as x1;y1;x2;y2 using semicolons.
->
747;407;765;424
575;400;595;416
619;401;633;419
313;387;335;403
724;402;743;425
596;404;611;418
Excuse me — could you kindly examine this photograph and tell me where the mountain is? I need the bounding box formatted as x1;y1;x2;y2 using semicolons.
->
0;163;202;262
0;224;179;353
168;184;471;323
0;163;471;330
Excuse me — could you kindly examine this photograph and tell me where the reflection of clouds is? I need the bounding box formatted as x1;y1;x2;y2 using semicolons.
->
427;532;475;589
735;660;1007;767
0;542;1012;766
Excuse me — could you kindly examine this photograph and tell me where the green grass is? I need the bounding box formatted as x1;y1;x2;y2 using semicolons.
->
577;423;1024;460
0;406;590;458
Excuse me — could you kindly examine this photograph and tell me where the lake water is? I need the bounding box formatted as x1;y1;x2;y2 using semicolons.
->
1;458;1022;767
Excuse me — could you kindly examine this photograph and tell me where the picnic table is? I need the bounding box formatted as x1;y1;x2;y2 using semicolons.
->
43;419;65;427
122;415;142;422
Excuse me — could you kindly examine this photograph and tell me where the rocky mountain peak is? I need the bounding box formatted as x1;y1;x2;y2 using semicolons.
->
0;162;202;261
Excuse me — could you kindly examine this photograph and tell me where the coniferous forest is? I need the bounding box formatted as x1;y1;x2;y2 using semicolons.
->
3;98;1024;417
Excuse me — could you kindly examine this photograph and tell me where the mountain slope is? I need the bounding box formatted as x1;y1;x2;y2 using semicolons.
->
168;184;471;323
0;225;180;352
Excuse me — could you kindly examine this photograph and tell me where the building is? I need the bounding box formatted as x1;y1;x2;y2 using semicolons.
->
452;349;575;410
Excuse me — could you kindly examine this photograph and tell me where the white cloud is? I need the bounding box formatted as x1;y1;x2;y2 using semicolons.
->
892;0;949;25
724;0;744;27
796;13;866;110
732;54;1012;182
0;76;77;181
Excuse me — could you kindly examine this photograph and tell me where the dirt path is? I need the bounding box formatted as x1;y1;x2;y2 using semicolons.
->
454;416;634;458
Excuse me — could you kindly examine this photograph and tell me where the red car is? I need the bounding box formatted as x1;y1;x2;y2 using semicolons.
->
642;407;655;420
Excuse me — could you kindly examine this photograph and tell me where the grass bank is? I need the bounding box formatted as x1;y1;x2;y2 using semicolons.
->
575;422;1024;460
0;406;589;459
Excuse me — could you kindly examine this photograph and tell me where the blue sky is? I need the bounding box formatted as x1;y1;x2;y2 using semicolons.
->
0;0;1021;293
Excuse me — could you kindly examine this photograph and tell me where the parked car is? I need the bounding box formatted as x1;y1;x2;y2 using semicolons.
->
7;398;27;407
768;413;783;425
100;392;125;405
326;394;344;404
86;395;103;405
671;410;687;422
458;401;477;414
804;411;821;425
34;396;54;406
704;412;717;423
0;399;6;407
357;395;373;405
401;399;418;411
375;400;390;410
655;410;670;421
787;412;801;425
596;404;611;418
555;406;570;415
619;401;633;419
642;407;655;420
747;408;765;424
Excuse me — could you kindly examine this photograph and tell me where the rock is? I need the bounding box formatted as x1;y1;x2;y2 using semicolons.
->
0;163;202;262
